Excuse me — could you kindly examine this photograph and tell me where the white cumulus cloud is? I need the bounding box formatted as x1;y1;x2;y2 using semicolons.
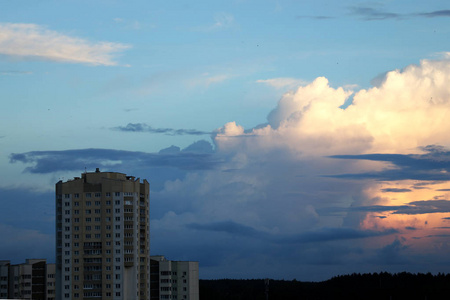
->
0;23;130;66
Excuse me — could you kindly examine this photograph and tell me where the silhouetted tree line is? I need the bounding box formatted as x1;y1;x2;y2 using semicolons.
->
200;272;450;300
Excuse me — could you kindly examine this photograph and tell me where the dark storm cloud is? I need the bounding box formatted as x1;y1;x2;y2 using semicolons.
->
349;6;400;20
9;147;221;173
348;7;450;21
112;123;211;136
328;145;450;181
381;188;412;193
187;220;397;243
323;200;450;216
373;239;410;265
417;10;450;18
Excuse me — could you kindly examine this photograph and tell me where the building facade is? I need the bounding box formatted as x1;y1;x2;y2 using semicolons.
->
0;259;55;300
150;256;199;300
56;169;150;300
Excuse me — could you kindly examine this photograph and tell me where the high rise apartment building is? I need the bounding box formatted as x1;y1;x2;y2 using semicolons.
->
56;169;150;300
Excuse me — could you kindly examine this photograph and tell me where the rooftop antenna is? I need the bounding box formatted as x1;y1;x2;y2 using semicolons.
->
84;167;87;173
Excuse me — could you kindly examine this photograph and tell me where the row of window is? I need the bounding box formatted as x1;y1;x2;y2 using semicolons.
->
64;192;126;199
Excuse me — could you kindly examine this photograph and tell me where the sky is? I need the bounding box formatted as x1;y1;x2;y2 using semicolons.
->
2;0;450;281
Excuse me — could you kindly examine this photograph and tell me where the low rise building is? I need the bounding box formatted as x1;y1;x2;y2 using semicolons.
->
150;256;199;300
0;259;55;300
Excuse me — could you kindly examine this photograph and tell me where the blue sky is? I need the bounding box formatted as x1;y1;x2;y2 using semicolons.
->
2;0;450;281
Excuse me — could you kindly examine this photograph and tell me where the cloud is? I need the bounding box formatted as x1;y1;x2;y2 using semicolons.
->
0;223;54;264
11;55;450;280
417;10;450;18
323;200;450;216
0;23;130;66
256;78;308;90
329;146;450;181
112;123;212;135
381;188;412;193
207;13;235;31
0;70;32;75
187;220;397;243
186;73;231;88
9;145;219;174
349;6;400;20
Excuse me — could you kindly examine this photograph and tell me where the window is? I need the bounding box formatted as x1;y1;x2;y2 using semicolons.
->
95;226;100;230
106;274;111;279
74;242;79;247
106;258;111;262
115;233;120;238
115;249;120;254
86;193;91;198
115;225;120;229
74;275;79;280
106;225;111;230
74;226;79;231
115;258;121;262
115;209;120;213
106;234;111;238
106;266;111;270
86;218;91;222
95;209;100;214
64;218;70;223
106;209;111;214
65;276;70;280
74;251;79;255
95;217;101;222
115;274;120;279
65;210;70;215
65;226;70;231
74;201;79;206
74;267;79;271
65;242;70;247
106;200;111;205
106;192;111;197
74;218;80;223
85;226;91;231
74;210;79;214
115;200;120;205
64;194;70;199
95;234;101;238
115;266;120;270
115;217;120;221
65;234;70;239
74;194;79;198
74;258;79;263
65;259;70;263
115;192;121;196
95;193;101;198
85;209;91;214
106;241;111;245
85;234;91;239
